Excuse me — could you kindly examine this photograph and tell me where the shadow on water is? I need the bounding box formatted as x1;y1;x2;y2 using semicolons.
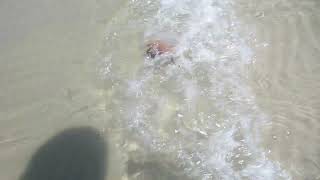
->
20;127;107;180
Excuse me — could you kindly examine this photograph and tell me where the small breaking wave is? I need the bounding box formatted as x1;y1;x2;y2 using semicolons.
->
100;0;291;179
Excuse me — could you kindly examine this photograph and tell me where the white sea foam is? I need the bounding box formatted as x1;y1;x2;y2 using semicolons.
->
101;0;291;179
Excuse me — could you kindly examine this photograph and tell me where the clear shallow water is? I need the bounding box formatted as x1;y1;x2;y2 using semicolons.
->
99;0;320;179
0;0;319;179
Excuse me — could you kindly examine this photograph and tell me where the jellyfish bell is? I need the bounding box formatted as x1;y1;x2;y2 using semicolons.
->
145;40;175;59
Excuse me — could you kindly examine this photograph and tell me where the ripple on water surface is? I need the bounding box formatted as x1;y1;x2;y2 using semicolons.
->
98;0;320;179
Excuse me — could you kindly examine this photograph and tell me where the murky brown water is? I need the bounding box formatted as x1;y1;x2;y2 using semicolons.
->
0;0;319;179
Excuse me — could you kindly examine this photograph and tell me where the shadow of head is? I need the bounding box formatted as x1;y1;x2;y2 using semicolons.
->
20;127;107;180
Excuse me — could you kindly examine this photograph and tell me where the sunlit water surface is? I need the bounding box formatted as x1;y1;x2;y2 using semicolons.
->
98;0;320;179
0;0;319;179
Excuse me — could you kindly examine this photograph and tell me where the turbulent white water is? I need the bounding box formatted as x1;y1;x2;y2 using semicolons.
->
100;0;291;179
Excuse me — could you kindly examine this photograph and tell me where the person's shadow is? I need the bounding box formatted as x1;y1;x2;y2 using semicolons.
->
20;127;107;180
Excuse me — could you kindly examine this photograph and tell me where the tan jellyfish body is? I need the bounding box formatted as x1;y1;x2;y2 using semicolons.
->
145;40;175;59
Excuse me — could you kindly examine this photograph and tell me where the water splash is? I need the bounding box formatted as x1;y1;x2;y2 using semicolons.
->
100;0;291;179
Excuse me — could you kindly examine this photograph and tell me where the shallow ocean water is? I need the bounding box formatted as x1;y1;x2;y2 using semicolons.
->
99;0;320;179
0;0;319;179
